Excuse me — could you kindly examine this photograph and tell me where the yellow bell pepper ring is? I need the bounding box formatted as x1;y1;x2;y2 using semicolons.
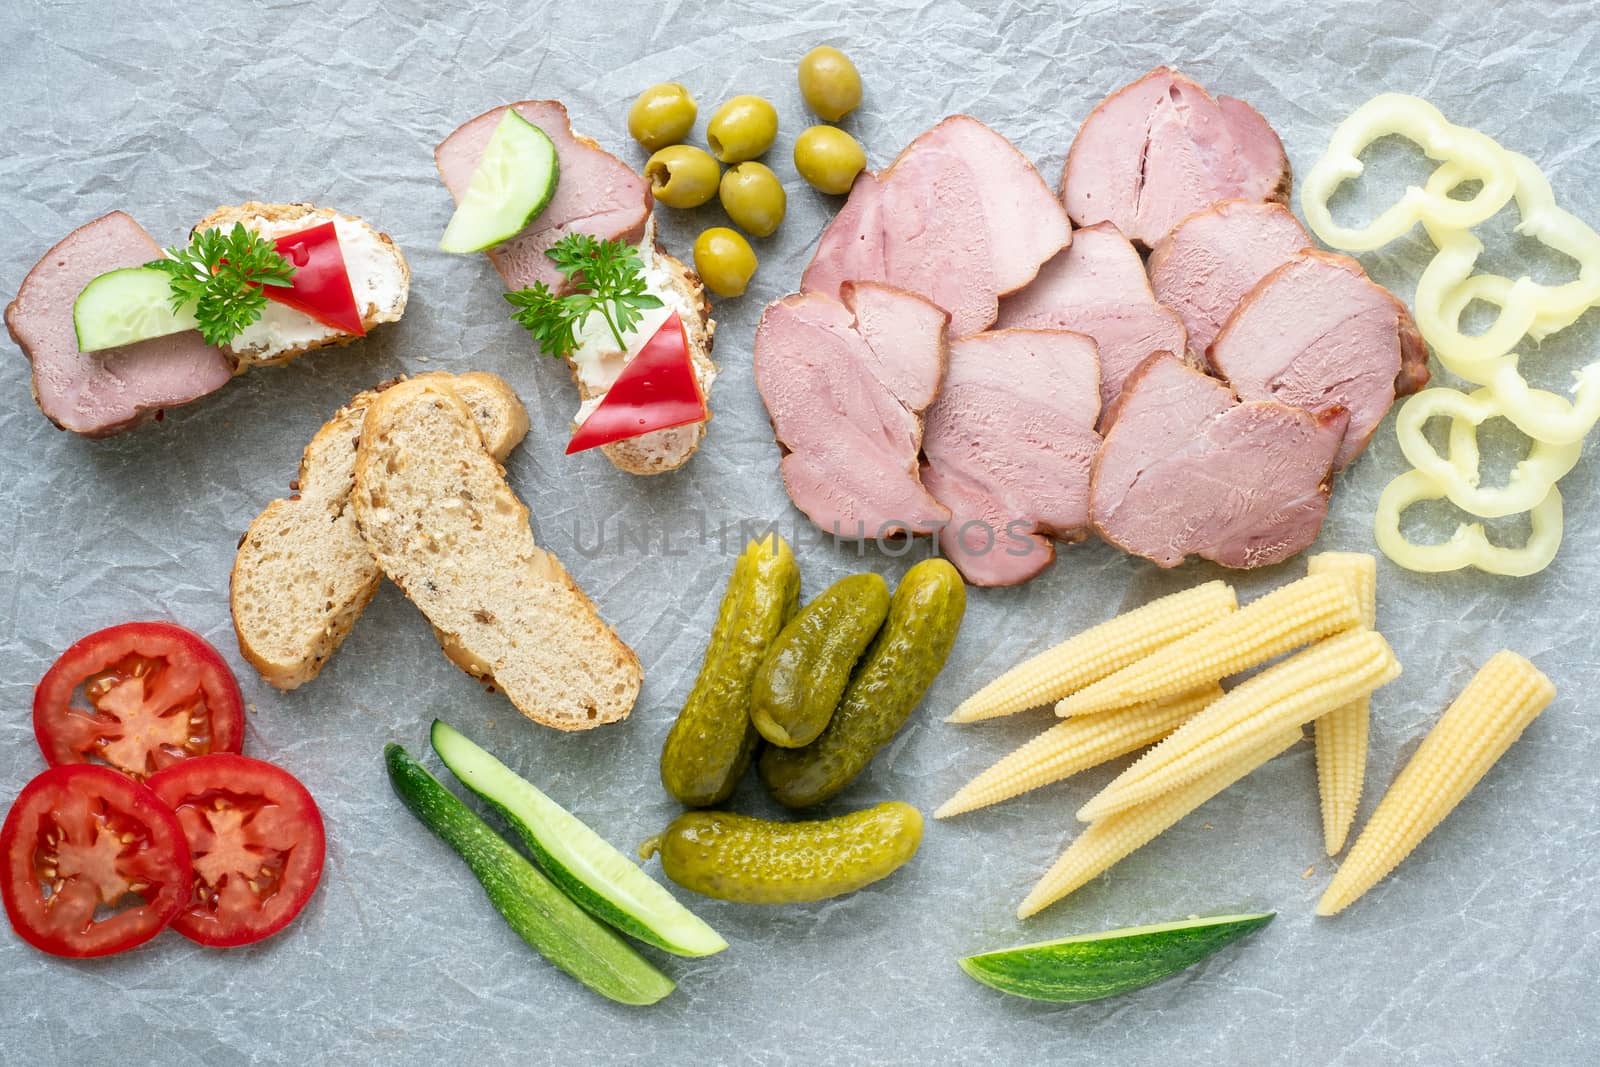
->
1412;152;1600;366
1393;387;1582;518
1301;94;1518;252
1373;470;1563;578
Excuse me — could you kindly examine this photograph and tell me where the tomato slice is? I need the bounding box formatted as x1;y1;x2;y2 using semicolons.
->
147;754;325;947
263;221;366;336
566;312;707;454
1;765;191;957
34;622;246;780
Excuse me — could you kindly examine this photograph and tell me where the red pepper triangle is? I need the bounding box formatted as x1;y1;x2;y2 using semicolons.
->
567;312;707;455
263;221;366;336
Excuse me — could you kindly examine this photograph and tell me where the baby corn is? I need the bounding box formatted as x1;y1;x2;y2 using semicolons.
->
1307;551;1378;855
1318;651;1554;917
935;687;1222;819
946;581;1236;723
1018;728;1302;918
1056;574;1362;719
1077;629;1402;823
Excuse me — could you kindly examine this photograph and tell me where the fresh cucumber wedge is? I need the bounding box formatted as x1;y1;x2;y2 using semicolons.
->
383;743;674;1006
959;913;1274;1003
440;108;559;253
73;267;198;352
431;720;727;958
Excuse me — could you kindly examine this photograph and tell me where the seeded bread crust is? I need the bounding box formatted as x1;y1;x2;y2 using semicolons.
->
192;201;410;367
567;243;717;476
350;378;641;729
230;372;527;690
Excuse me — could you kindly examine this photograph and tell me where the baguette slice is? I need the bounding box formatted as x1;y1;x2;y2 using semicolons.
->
352;378;641;729
231;372;528;690
192;201;410;366
567;222;717;475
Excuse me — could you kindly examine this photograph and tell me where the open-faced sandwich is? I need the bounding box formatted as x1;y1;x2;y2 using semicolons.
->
436;101;716;475
6;202;409;436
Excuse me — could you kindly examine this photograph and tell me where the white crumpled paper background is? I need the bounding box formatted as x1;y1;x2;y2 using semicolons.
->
1;1;1596;1063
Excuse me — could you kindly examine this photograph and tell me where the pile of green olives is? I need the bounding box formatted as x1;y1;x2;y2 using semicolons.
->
623;45;868;298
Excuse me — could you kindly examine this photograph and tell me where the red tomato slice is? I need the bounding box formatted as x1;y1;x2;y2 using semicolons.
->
147;754;326;948
1;765;191;958
566;312;707;454
264;221;366;336
34;622;246;780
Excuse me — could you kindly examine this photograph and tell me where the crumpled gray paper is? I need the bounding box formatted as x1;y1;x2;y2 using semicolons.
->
0;1;1596;1063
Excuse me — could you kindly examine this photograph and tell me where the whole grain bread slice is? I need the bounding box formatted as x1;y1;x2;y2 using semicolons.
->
351;378;641;729
231;372;528;690
193;201;410;366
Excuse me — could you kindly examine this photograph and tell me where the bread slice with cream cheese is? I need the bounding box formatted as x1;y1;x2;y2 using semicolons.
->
561;217;717;475
192;201;409;366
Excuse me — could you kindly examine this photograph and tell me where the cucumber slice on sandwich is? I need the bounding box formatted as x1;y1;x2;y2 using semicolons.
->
430;720;727;958
440;109;560;253
73;266;199;352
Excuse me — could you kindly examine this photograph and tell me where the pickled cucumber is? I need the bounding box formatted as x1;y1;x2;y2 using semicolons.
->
750;573;890;748
660;535;801;807
760;559;966;808
642;802;923;904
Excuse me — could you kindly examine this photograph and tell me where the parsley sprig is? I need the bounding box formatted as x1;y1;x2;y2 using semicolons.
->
146;222;296;347
505;234;664;360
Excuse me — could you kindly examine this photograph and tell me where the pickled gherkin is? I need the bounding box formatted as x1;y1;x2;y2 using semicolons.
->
750;573;890;748
760;559;966;808
660;535;800;807
642;802;923;904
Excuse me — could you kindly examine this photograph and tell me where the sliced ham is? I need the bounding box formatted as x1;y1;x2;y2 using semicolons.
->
921;330;1101;586
5;212;234;438
1207;250;1429;470
1091;353;1346;569
436;101;651;293
1062;67;1290;247
802;115;1069;336
799;170;885;304
1147;199;1311;359
996;221;1187;417
755;283;950;538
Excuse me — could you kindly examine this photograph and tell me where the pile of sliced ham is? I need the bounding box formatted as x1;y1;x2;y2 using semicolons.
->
756;67;1430;586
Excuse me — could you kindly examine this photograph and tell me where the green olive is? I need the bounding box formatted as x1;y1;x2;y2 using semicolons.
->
718;163;787;238
693;227;757;298
627;82;697;152
706;95;778;163
797;46;862;122
793;126;867;195
645;145;721;209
